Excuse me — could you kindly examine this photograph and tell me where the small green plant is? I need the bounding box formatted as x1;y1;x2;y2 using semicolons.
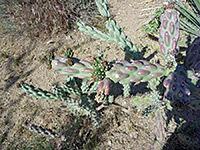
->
142;7;165;37
44;50;55;68
64;48;74;58
20;0;200;149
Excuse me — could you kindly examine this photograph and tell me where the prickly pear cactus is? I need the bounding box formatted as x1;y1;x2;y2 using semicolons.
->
159;2;180;64
52;56;93;80
163;72;191;108
106;60;166;84
184;36;200;77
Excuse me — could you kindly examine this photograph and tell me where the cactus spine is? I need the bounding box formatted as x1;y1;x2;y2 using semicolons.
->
95;0;110;18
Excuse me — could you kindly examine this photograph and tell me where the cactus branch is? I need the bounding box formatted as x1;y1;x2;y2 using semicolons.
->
20;83;58;101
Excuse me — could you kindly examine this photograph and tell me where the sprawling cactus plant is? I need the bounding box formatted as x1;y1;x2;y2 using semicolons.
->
19;0;200;148
20;80;101;126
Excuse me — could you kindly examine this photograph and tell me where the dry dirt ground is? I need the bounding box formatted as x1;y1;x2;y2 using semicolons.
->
0;0;196;150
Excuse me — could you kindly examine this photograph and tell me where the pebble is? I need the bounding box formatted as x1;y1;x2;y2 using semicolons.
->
130;131;138;139
66;35;73;40
108;140;112;145
46;40;55;45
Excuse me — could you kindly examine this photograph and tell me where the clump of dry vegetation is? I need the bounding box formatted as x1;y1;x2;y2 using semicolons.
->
1;0;100;37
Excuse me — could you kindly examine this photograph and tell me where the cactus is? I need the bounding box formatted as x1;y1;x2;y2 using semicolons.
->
95;78;113;103
163;72;191;108
148;78;163;105
154;108;167;150
159;2;180;64
106;60;166;84
52;53;110;82
184;36;200;77
77;0;142;60
19;1;200;148
20;83;58;101
91;56;110;81
80;80;90;94
95;0;110;18
96;78;111;95
52;56;93;80
20;82;101;126
122;83;131;98
25;123;59;138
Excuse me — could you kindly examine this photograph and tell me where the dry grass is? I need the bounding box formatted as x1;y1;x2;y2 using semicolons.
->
1;0;99;37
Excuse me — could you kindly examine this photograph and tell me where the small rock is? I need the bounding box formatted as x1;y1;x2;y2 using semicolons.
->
46;40;55;45
130;132;138;139
66;35;73;40
108;140;112;145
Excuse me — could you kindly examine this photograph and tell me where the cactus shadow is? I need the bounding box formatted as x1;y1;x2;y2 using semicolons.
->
109;82;150;99
130;82;150;95
162;64;200;149
2;39;37;94
147;34;159;42
163;121;200;150
59;115;114;150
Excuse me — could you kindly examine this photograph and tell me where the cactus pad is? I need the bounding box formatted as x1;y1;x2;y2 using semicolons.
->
52;56;93;80
184;37;200;76
163;72;191;107
159;4;180;63
106;60;165;84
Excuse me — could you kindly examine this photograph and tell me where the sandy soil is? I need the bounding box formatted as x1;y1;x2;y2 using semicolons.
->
1;0;196;150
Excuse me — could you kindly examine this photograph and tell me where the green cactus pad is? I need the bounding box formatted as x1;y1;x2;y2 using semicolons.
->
52;56;93;80
106;60;166;84
159;5;180;63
